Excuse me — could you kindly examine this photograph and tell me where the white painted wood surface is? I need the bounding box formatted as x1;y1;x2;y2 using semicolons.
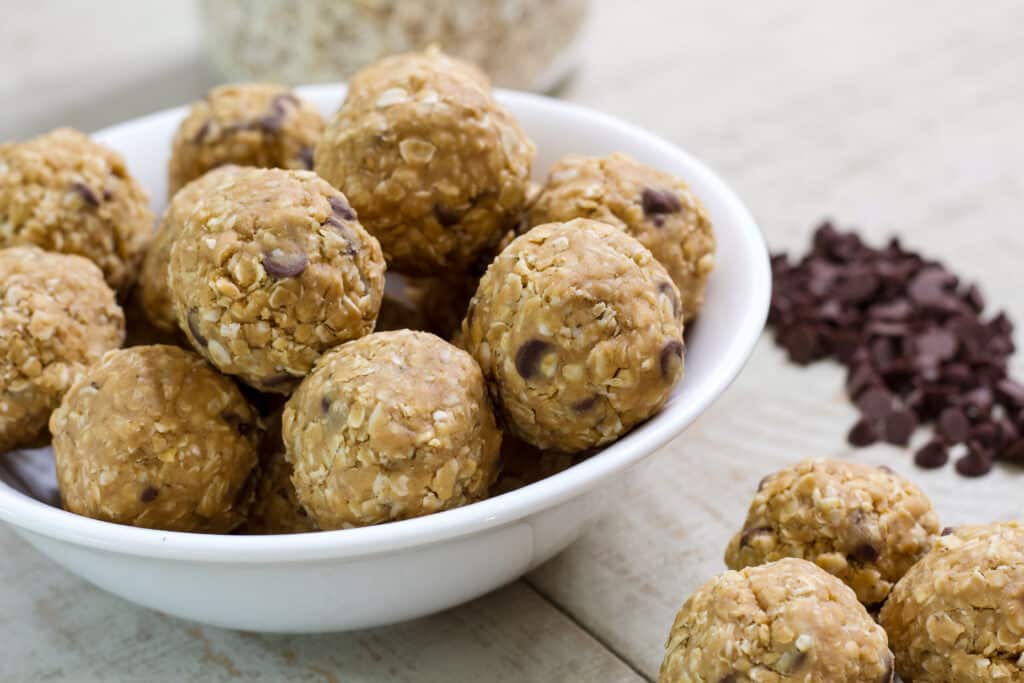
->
2;1;1024;680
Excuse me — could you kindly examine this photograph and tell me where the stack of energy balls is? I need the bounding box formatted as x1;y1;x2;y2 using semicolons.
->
659;458;1024;682
0;48;715;536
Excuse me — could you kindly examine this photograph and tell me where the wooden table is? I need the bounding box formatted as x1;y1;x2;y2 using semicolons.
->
2;1;1023;680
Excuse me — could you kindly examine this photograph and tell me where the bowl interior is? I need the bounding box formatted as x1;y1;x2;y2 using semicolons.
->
0;86;770;560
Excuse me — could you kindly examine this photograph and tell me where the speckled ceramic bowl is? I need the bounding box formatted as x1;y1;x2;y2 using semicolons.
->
0;85;770;632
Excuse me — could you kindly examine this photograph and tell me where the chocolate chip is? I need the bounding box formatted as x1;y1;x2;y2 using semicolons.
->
880;653;895;683
186;308;207;347
884;409;917;446
941;526;956;536
193;119;212;144
937;408;970;443
257;93;297;133
139;487;159;503
848;418;880;447
221;411;254;436
571;395;599;413
329;196;356;221
658;281;680;318
739;526;773;547
756;475;771;492
262;249;307;279
857;388;895;420
261;374;295;387
298;146;314;169
321;396;331;415
914;440;949;468
641;188;681;217
660;339;685;380
850;542;880;563
434;204;461;227
515;340;552;379
71;182;99;207
955;448;993;477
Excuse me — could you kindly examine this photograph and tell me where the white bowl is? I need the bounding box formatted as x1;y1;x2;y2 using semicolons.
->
0;85;769;633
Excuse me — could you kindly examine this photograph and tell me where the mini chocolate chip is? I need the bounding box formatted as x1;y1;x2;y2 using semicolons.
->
740;525;773;547
321;396;331;415
658;281;681;318
757;475;771;492
955;449;993;477
434;204;461;227
186;309;208;347
915;440;949;468
848;418;880;447
719;675;740;683
71;182;99;207
102;189;113;201
262;249;308;279
641;188;681;216
139;487;159;503
298;146;314;169
941;526;956;536
192;119;212;144
937;408;970;443
660;340;685;380
850;542;880;563
515;339;552;379
261;374;295;387
571;395;599;413
857;388;895;420
329;196;356;221
880;653;895;682
221;411;254;436
884;409;917;446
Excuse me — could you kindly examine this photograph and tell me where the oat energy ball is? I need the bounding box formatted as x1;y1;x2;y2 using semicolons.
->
168;167;386;394
880;522;1024;682
725;458;940;606
282;330;501;529
50;345;261;533
529;153;715;321
0;247;124;453
243;410;317;534
660;559;894;683
167;83;324;196
315;47;535;275
139;165;243;333
463;219;685;453
0;128;154;291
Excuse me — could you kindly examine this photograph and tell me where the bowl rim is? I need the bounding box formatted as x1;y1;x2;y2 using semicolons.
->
0;87;771;563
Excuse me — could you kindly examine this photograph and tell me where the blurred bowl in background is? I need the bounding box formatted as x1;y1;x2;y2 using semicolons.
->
199;0;589;92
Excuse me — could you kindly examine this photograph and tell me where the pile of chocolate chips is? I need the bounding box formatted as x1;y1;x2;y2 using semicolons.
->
769;222;1024;477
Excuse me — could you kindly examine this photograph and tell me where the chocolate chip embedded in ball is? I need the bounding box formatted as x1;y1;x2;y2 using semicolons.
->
262;249;308;279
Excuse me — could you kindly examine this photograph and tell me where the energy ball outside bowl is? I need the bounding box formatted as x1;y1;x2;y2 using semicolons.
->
167;83;324;197
282;330;502;530
528;153;715;321
0;128;154;292
168;167;386;394
462;219;685;453
879;522;1024;682
50;345;262;533
138;165;244;334
0;247;124;453
660;558;895;683
314;47;535;276
725;458;940;607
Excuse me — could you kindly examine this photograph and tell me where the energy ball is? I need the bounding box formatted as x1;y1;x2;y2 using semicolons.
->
243;411;317;535
282;330;501;529
725;458;940;606
50;345;261;533
489;434;576;496
880;522;1024;682
138;165;243;334
463;219;685;453
0;128;154;291
167;83;324;196
0;247;124;453
529;153;715;321
660;558;894;683
168;167;386;394
315;47;535;275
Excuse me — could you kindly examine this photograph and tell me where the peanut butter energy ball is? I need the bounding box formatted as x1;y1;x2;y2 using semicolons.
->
315;48;535;275
725;458;940;606
282;330;501;529
880;522;1024;682
168;167;386;394
463;219;685;453
167;83;324;196
0;128;154;291
660;559;895;683
529;153;715;321
243;410;317;535
50;345;261;533
1;247;124;453
138;165;243;333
